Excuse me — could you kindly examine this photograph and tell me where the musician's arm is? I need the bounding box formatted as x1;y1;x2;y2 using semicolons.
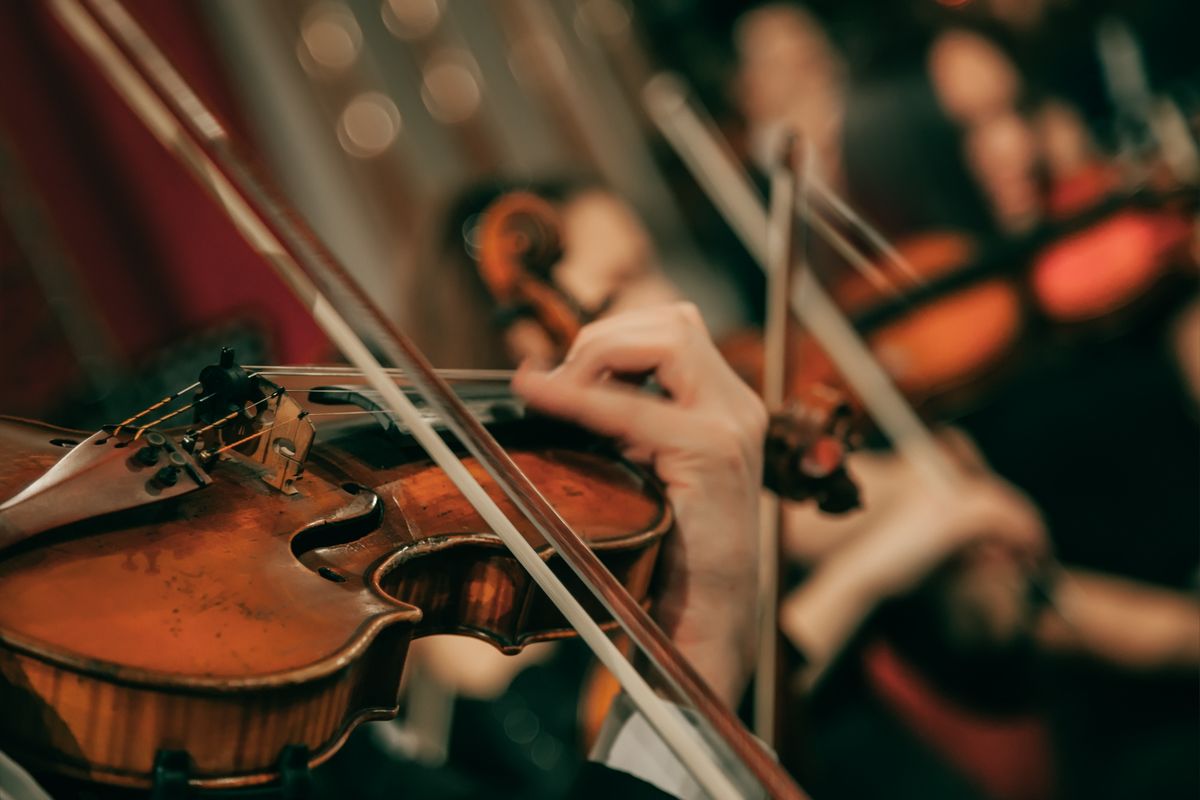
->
515;303;769;799
1036;568;1200;670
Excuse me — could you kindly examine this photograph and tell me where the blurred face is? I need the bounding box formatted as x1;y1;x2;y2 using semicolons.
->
929;29;1021;124
929;30;1042;231
735;5;838;124
553;191;655;312
734;4;845;174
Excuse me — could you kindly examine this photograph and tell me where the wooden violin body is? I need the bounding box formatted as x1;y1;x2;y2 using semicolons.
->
0;400;669;789
720;231;1024;417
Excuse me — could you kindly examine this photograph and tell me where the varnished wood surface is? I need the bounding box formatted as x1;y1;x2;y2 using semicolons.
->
0;417;670;787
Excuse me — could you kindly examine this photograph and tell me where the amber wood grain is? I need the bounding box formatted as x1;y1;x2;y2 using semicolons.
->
0;417;669;788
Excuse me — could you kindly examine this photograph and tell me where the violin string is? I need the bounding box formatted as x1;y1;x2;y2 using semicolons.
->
304;409;407;419
132;391;216;439
206;411;307;456
189;388;284;438
280;387;416;401
285;387;515;403
111;381;201;437
203;408;401;457
244;366;514;382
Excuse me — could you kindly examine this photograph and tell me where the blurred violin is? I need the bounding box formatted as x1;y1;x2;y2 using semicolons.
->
475;191;585;350
719;230;1024;413
723;197;1196;424
1036;158;1197;327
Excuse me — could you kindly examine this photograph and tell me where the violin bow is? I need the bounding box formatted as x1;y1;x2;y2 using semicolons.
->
752;133;805;745
49;1;803;797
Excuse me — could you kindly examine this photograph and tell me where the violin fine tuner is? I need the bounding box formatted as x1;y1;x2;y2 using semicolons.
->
0;348;324;556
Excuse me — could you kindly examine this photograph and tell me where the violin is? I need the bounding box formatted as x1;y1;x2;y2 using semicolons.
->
717;230;1023;414
0;358;670;787
722;191;1197;421
16;3;811;798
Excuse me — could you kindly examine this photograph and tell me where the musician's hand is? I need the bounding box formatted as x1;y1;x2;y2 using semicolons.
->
513;303;767;707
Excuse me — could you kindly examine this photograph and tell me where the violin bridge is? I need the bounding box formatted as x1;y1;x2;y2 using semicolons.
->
241;392;315;495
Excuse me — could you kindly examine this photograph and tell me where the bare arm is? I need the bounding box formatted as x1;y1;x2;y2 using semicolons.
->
1037;569;1200;671
780;444;1047;688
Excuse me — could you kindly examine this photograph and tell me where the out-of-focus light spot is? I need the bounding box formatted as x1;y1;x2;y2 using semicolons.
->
298;4;362;75
936;0;974;7
575;0;631;38
530;734;563;771
503;708;539;745
420;51;483;124
507;35;567;90
462;214;483;259
337;92;402;157
382;0;442;41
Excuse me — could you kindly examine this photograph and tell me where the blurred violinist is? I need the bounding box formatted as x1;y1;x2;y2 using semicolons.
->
451;173;1198;799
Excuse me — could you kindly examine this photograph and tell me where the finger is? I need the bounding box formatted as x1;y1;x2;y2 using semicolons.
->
513;365;696;451
559;329;705;406
973;484;1050;556
560;316;743;414
566;302;706;362
563;302;709;375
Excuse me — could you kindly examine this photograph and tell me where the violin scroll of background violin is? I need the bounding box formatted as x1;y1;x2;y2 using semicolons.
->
764;384;860;513
475;192;587;355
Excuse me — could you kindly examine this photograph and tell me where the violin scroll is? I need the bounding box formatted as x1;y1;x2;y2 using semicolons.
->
476;192;587;354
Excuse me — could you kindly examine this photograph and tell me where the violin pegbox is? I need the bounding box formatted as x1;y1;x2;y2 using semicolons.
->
194;348;315;495
476;191;586;354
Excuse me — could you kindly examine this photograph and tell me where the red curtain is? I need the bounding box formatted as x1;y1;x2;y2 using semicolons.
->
0;0;329;418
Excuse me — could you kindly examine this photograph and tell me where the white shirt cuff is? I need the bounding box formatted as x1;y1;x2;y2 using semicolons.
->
589;691;771;799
